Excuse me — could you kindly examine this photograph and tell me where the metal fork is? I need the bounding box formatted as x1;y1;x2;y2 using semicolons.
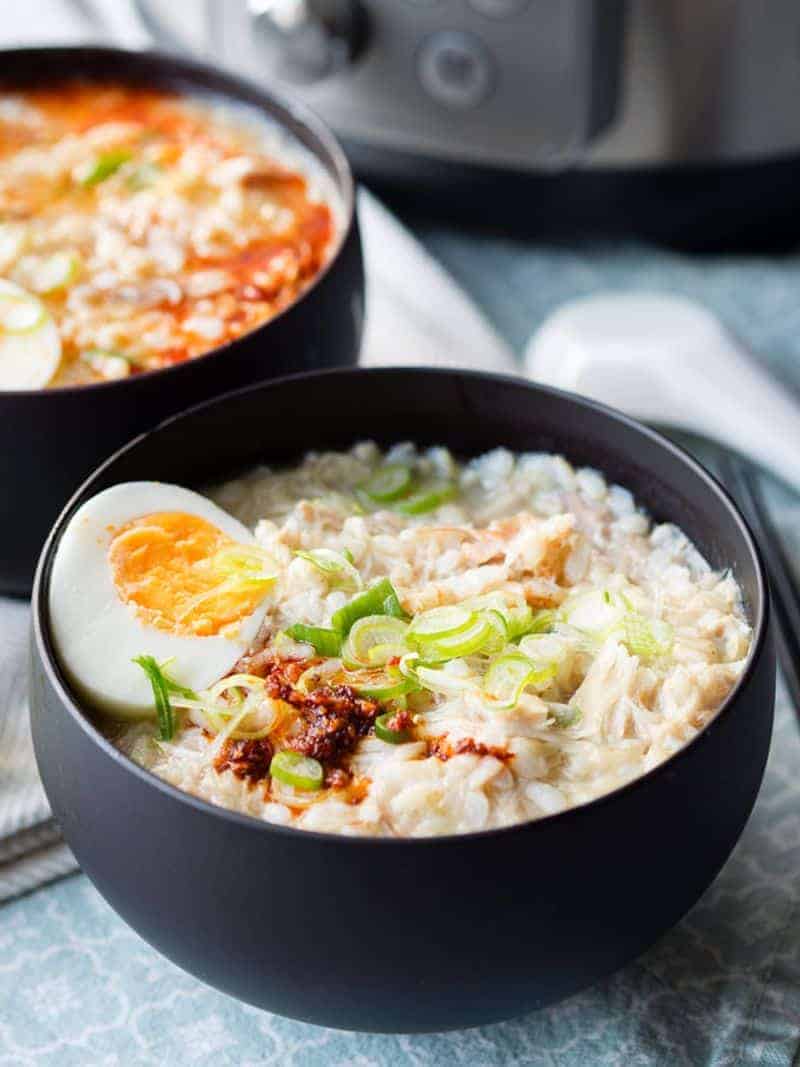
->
717;453;800;713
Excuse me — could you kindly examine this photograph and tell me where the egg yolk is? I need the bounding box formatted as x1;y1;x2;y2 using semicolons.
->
108;511;271;637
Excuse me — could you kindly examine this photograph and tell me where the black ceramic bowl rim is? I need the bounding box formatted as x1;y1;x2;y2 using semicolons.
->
0;45;355;398
32;366;770;848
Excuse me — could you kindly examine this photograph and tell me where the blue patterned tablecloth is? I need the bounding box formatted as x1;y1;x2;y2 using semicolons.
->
2;222;800;1066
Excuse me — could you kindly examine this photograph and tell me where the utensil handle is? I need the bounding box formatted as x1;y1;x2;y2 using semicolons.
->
526;294;800;494
678;332;800;495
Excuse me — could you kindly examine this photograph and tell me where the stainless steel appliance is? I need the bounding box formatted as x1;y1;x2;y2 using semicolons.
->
130;0;800;245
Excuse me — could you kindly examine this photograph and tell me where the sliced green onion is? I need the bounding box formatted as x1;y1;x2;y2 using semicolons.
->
374;710;412;744
619;591;636;612
0;281;61;389
515;608;555;639
621;615;673;661
174;547;277;624
483;652;556;709
0;292;46;334
462;594;532;643
564;587;672;661
426;446;458;480
407;607;493;661
133;655;196;741
202;674;275;739
205;673;266;703
407;605;475;644
393;480;458;515
366;642;406;666
398;651;421;680
272;629;309;657
161;666;200;701
295;547;362;592
499;597;535;635
416;614;493;662
29;251;81;295
342;614;408;667
415;664;475;695
284;623;342;657
549;703;582;728
482;609;509;655
483;652;534;708
214;544;278;587
74;148;133;186
360;464;413;503
502;606;531;640
350;667;419;702
354;488;374;513
378;579;407;619
270;750;324;790
331;577;407;633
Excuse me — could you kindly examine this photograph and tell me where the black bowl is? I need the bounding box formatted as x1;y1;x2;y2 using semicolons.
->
29;368;775;1033
0;46;363;595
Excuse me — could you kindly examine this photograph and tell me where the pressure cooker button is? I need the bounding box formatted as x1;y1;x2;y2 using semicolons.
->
468;0;529;16
418;31;493;109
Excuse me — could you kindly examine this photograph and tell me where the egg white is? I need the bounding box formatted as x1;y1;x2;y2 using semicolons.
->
48;481;273;719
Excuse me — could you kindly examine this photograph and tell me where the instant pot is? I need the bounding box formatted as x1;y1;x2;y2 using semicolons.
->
109;1;800;244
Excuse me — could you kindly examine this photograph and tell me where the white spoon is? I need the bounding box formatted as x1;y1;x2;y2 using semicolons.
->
524;292;800;495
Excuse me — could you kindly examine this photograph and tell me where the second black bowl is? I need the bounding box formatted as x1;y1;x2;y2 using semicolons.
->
29;368;775;1032
0;46;363;595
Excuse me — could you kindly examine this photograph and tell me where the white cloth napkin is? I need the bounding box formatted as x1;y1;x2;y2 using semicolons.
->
0;187;515;902
359;191;515;373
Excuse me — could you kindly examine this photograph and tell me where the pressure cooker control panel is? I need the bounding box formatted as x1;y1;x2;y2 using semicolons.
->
222;0;624;170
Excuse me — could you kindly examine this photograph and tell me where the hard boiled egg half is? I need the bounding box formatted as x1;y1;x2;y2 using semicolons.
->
49;482;278;719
